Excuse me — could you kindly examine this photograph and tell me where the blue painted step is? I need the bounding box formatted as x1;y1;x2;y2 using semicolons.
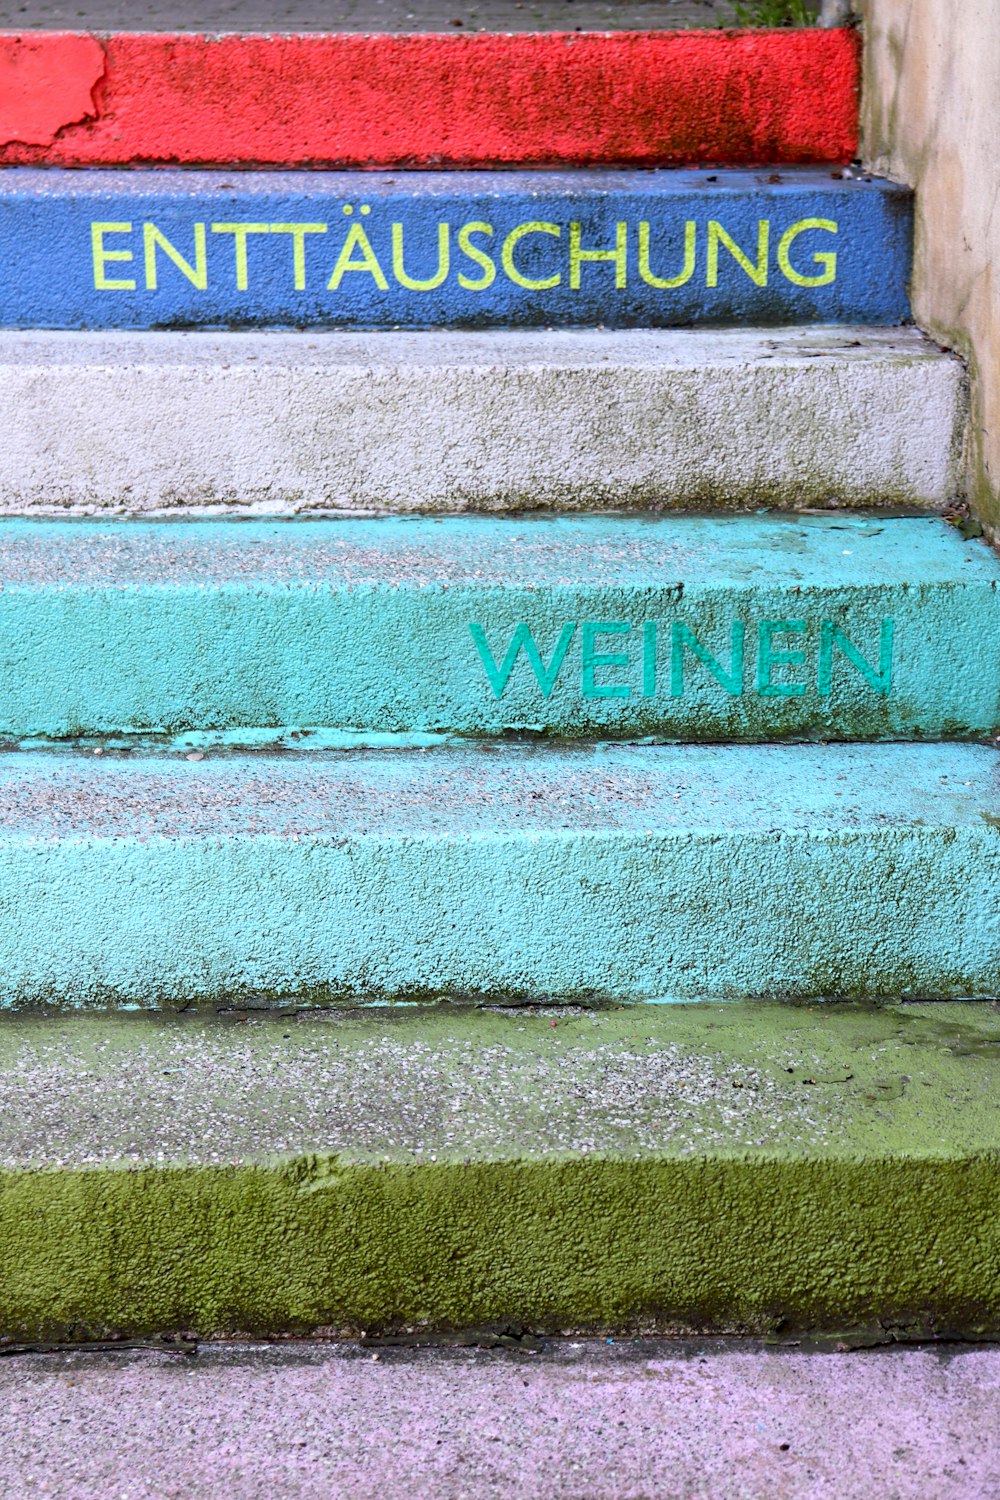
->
0;741;994;1007
0;515;995;742
0;168;911;329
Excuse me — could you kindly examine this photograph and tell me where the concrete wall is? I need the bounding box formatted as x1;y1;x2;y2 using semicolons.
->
861;0;1000;534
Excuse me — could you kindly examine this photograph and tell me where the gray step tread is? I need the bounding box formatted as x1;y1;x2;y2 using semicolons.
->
0;741;995;838
0;323;941;371
0;1337;992;1500
0;512;986;588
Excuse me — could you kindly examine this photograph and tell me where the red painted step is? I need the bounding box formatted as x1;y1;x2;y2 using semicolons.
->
0;28;859;168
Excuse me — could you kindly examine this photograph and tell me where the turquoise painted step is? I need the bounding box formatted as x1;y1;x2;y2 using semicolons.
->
0;741;995;1007
0;515;996;741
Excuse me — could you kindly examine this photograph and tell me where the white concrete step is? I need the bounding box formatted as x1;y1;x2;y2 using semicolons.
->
0;327;964;514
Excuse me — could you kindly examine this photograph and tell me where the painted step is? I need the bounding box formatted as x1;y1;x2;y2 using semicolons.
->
0;328;964;513
0;515;996;742
0;741;995;1007
1;1001;999;1340
0;28;858;168
1;169;909;331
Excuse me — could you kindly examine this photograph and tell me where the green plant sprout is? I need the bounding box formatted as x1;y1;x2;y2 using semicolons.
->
731;0;817;26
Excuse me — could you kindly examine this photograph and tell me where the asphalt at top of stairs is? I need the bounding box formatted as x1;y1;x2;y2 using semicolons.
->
2;0;761;30
1;1001;999;1341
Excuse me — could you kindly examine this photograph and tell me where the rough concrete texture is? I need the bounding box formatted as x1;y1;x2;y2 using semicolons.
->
0;327;965;513
1;1002;1000;1338
0;28;859;167
0;741;994;1006
862;0;1000;537
0;514;995;742
0;0;784;30
2;167;911;330
0;1340;996;1500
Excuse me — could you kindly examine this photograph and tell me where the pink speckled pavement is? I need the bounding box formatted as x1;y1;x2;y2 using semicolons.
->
2;1339;998;1499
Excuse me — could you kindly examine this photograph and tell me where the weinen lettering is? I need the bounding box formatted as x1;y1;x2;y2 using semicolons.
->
469;619;895;699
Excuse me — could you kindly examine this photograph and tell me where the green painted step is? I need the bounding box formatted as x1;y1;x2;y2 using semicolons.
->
1;1002;999;1341
0;514;997;741
0;740;995;1008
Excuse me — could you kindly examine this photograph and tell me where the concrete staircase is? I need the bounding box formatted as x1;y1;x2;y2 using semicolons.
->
0;11;997;1343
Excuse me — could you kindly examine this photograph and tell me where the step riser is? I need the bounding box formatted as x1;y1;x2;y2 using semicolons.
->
1;330;964;513
10;831;992;1005
2;170;909;329
0;746;994;1006
0;518;996;741
4;1157;996;1341
1;30;860;169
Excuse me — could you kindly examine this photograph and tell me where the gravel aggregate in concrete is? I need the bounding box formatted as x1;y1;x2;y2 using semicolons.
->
0;1001;997;1169
0;1005;847;1167
0;1337;995;1499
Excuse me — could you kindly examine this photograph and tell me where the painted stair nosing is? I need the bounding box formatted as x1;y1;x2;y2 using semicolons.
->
0;514;995;742
0;168;910;330
0;741;994;1007
0;1001;999;1339
0;327;965;513
0;29;860;168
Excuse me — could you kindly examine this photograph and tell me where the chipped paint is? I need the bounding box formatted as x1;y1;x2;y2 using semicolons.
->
0;33;104;146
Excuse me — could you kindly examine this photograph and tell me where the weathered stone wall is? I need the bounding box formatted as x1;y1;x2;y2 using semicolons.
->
861;0;1000;533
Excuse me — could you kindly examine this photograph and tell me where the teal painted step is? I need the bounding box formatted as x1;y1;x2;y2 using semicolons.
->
0;515;997;742
0;741;995;1007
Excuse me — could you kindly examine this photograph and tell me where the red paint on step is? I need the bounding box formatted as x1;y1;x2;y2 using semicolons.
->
0;28;860;168
0;33;104;146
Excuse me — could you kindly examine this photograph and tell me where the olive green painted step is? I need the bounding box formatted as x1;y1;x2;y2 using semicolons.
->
2;1002;1000;1341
